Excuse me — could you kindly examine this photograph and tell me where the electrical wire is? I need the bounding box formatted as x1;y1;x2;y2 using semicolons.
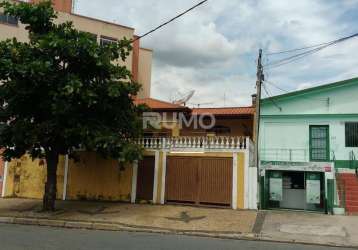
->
264;80;289;93
267;41;333;56
132;0;208;42
264;32;358;69
263;80;330;102
262;83;282;111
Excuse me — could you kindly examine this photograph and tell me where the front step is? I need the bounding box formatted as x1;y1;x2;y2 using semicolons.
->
346;200;358;206
345;186;358;191
342;179;358;185
347;206;358;213
338;173;358;215
346;195;358;201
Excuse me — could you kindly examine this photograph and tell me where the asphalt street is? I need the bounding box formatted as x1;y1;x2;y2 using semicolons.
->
0;223;353;250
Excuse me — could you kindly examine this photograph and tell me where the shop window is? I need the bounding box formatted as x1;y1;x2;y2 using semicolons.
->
345;122;358;147
0;13;18;26
100;36;117;46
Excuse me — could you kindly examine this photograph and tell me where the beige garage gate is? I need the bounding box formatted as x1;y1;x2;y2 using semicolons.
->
165;157;233;206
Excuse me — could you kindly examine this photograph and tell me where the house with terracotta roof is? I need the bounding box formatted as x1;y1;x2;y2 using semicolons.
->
135;97;255;138
132;97;257;210
1;0;258;211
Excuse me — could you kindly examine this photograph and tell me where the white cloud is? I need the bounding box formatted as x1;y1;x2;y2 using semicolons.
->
75;0;358;106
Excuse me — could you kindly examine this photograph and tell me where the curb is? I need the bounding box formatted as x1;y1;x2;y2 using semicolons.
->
0;216;357;248
0;216;259;239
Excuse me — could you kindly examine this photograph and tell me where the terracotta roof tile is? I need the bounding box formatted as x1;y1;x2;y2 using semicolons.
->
191;107;255;116
135;98;255;115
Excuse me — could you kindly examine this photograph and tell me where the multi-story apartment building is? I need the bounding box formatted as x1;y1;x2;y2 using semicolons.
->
0;0;153;201
0;0;152;98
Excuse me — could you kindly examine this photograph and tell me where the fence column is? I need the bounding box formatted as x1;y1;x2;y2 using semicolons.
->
131;161;138;204
327;179;335;214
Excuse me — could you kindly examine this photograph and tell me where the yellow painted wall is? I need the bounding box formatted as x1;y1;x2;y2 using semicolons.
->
4;155;65;199
237;152;245;209
4;152;133;202
66;152;132;201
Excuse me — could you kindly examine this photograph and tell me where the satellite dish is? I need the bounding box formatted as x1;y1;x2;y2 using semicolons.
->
173;90;195;106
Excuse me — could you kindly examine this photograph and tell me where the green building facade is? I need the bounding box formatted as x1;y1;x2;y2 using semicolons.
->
259;78;358;213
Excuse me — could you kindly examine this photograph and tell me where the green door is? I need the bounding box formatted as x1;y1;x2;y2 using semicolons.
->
309;125;330;161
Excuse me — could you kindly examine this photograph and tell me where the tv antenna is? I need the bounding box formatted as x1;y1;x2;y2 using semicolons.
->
188;102;214;108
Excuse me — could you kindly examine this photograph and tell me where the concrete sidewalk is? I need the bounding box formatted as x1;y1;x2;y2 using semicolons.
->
0;198;257;236
260;210;358;248
0;198;357;248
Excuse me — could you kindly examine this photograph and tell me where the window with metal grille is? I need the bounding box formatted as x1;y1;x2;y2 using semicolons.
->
0;13;18;26
100;36;117;46
345;122;358;147
310;126;329;161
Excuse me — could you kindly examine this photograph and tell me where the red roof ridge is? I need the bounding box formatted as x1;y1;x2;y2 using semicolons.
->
191;106;255;116
192;106;254;110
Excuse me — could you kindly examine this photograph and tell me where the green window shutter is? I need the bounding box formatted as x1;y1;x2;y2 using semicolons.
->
310;126;329;161
345;122;358;147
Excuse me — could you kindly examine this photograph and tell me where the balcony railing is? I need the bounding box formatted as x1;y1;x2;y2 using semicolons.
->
260;148;308;162
138;136;250;151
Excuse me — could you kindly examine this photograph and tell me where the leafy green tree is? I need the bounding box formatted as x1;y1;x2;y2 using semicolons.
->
0;1;143;211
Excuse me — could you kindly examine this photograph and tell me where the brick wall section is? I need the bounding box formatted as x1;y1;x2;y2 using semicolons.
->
32;0;73;13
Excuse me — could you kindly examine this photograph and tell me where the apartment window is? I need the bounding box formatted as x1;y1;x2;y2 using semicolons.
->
100;36;117;46
0;13;18;26
345;122;358;147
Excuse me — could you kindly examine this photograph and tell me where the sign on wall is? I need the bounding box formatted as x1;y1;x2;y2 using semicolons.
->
269;177;283;201
306;173;321;204
261;161;333;173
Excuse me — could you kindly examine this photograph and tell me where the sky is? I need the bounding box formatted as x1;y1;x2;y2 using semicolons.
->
74;0;358;107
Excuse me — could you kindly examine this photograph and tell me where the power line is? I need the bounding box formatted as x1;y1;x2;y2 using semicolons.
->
264;32;358;69
132;0;208;42
265;44;335;69
263;80;330;102
264;80;289;93
267;41;332;56
262;83;282;111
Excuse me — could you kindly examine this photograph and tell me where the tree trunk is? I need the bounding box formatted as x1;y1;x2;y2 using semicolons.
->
43;151;59;211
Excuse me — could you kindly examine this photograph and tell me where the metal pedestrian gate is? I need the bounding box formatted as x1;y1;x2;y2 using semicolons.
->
165;157;233;206
136;156;155;201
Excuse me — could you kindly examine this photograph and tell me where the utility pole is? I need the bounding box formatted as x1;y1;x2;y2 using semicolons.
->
254;49;264;208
